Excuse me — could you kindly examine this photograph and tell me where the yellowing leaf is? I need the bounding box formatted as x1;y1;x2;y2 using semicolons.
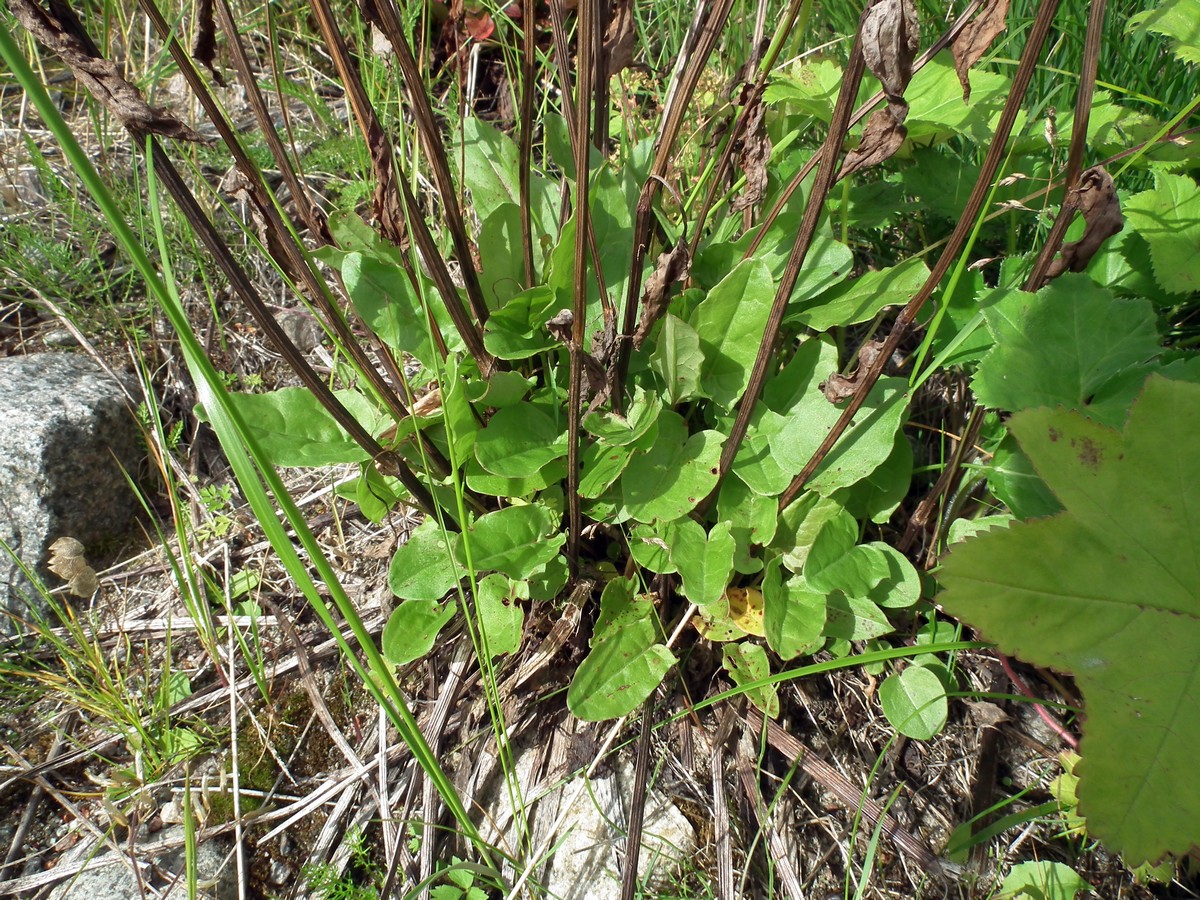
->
693;586;766;641
726;587;765;637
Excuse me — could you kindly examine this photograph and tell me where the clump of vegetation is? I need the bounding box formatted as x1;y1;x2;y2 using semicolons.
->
1;0;1198;895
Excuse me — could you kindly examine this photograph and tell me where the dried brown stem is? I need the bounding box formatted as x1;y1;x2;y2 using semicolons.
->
567;0;598;575
703;23;869;508
614;0;737;398
744;0;986;259
779;0;1065;511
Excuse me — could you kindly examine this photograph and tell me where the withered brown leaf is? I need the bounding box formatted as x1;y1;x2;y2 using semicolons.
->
191;0;226;86
634;240;691;348
1040;166;1124;285
838;105;908;182
731;91;772;213
860;0;919;105
10;0;207;141
545;309;575;345
603;0;637;76
48;537;99;598
951;0;1010;102
820;339;888;404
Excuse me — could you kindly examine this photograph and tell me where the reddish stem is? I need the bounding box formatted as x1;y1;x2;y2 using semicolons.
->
997;653;1080;751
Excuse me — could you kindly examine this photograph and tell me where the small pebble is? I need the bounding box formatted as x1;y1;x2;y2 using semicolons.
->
41;329;78;348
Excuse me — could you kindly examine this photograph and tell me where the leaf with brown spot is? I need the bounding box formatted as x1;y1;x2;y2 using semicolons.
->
859;0;919;105
837;105;908;182
634;240;691;348
951;0;1010;102
939;377;1200;864
10;0;207;141
1040;167;1124;286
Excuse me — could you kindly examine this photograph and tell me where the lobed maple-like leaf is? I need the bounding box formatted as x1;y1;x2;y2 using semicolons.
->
1127;0;1200;65
939;376;1200;863
972;275;1160;427
1124;173;1200;297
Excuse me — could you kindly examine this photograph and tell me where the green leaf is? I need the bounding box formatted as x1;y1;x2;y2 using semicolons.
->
388;520;462;601
440;354;479;460
459;117;558;240
382;599;456;666
717;476;777;575
592;577;652;639
734;339;909;496
649;314;704;405
973;276;1161;426
824;593;893;641
799;505;859;583
478;203;529;309
997;861;1091;900
523;555;570;601
584;387;662;446
547;166;634;338
947;514;1014;544
1124;173;1200;297
543;112;577;178
1087;228;1174;307
667;519;735;607
568;621;675;721
792;257;930;332
628;523;677;574
464;456;566;499
223;387;376;467
343;251;435;367
763;59;844;119
722;643;779;718
464;370;533;408
879;665;948;740
692;189;851;299
355;465;403;523
620;411;724;523
475;573;523;658
775;493;854;573
483;286;560;359
569;582;675;721
689;258;774;409
1128;0;1200;65
836;432;913;524
865;543;922;609
464;503;565;579
324;211;405;264
806;542;890;598
762;559;826;660
474;401;568;477
902;53;1012;145
578;440;635;499
938;377;1200;863
987;436;1063;519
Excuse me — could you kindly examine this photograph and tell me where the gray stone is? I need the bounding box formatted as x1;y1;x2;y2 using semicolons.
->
479;743;697;899
0;353;142;632
47;826;238;900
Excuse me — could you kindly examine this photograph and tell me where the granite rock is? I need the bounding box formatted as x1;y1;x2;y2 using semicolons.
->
478;738;697;898
0;353;142;632
47;826;238;900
